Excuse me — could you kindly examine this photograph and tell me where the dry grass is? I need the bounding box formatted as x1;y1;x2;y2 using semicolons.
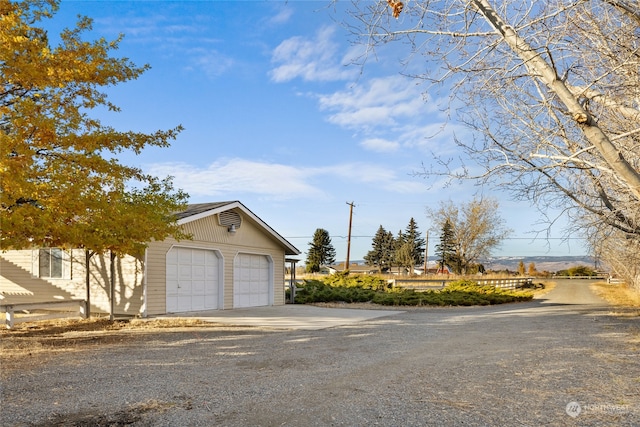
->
591;282;640;310
0;316;214;337
0;317;220;368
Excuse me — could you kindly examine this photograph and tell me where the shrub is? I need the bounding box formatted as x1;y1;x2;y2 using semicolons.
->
323;272;390;291
292;276;533;306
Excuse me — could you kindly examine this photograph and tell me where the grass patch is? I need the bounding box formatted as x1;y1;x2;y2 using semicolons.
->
0;317;218;366
591;282;640;311
294;275;533;307
0;317;212;338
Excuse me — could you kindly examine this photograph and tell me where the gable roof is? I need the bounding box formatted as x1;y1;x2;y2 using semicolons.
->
176;201;301;256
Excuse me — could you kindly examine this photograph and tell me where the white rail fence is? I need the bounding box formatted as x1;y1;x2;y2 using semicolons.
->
1;300;87;329
394;277;534;291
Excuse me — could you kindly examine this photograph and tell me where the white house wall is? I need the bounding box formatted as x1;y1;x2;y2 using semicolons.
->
0;249;144;316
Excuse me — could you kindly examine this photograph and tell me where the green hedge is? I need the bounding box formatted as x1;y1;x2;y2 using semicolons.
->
293;276;533;306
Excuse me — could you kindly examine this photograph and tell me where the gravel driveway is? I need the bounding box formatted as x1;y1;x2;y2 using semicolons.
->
1;280;639;426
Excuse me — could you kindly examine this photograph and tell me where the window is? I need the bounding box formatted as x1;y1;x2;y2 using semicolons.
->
38;248;65;278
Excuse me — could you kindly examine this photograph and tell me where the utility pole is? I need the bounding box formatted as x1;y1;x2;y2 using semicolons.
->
345;202;355;271
424;230;429;274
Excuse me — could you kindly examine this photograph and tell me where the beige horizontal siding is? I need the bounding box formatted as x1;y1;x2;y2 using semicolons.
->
145;209;288;315
1;250;143;316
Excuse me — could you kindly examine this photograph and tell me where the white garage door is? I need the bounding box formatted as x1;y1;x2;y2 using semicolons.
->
166;247;221;313
234;254;271;308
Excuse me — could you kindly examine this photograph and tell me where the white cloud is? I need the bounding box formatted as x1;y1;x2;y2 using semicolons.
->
147;158;431;201
147;159;326;201
269;26;358;82
360;138;400;153
268;7;294;25
188;48;235;77
317;75;431;130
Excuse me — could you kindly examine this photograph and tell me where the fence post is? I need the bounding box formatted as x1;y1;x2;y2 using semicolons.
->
79;300;88;319
5;306;15;329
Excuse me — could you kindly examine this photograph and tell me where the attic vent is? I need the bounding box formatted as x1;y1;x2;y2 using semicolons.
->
218;210;242;229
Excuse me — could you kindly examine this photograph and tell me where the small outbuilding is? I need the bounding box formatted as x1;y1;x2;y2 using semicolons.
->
0;201;300;316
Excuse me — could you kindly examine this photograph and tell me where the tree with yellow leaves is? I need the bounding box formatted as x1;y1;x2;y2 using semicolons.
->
0;0;189;255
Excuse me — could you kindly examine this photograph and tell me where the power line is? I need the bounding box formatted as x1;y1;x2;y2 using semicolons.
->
285;235;589;240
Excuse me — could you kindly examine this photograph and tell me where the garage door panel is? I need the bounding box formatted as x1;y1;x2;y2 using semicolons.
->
234;254;271;308
178;248;191;263
191;296;205;311
177;295;193;311
178;265;192;279
205;266;217;279
166;265;178;280
192;265;205;279
205;251;217;263
166;247;220;313
192;250;205;264
192;280;205;293
166;298;177;313
204;294;218;310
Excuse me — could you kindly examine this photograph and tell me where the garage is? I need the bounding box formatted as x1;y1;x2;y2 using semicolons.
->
166;247;222;313
234;253;272;308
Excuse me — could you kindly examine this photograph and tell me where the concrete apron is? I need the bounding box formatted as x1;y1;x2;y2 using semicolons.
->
157;305;405;331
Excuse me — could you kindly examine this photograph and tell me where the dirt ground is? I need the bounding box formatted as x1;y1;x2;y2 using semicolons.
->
1;280;639;426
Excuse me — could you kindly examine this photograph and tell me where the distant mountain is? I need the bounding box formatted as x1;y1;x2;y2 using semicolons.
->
349;256;597;272
479;255;596;272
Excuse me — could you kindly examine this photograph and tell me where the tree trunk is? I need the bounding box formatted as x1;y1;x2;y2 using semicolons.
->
471;0;640;201
85;250;92;318
110;251;115;321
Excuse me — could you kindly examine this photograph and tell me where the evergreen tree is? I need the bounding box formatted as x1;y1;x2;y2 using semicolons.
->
394;229;405;270
305;228;336;273
435;219;458;273
404;218;426;266
364;225;395;273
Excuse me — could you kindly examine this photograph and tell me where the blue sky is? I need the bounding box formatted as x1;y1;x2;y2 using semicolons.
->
49;1;588;261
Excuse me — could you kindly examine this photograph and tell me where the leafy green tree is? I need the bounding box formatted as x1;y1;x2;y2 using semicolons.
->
567;265;597;277
1;0;188;254
428;198;511;274
518;260;525;276
305;228;336;273
364;225;395;273
396;241;415;275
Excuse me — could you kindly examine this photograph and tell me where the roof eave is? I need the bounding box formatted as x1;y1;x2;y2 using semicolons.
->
177;201;301;256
